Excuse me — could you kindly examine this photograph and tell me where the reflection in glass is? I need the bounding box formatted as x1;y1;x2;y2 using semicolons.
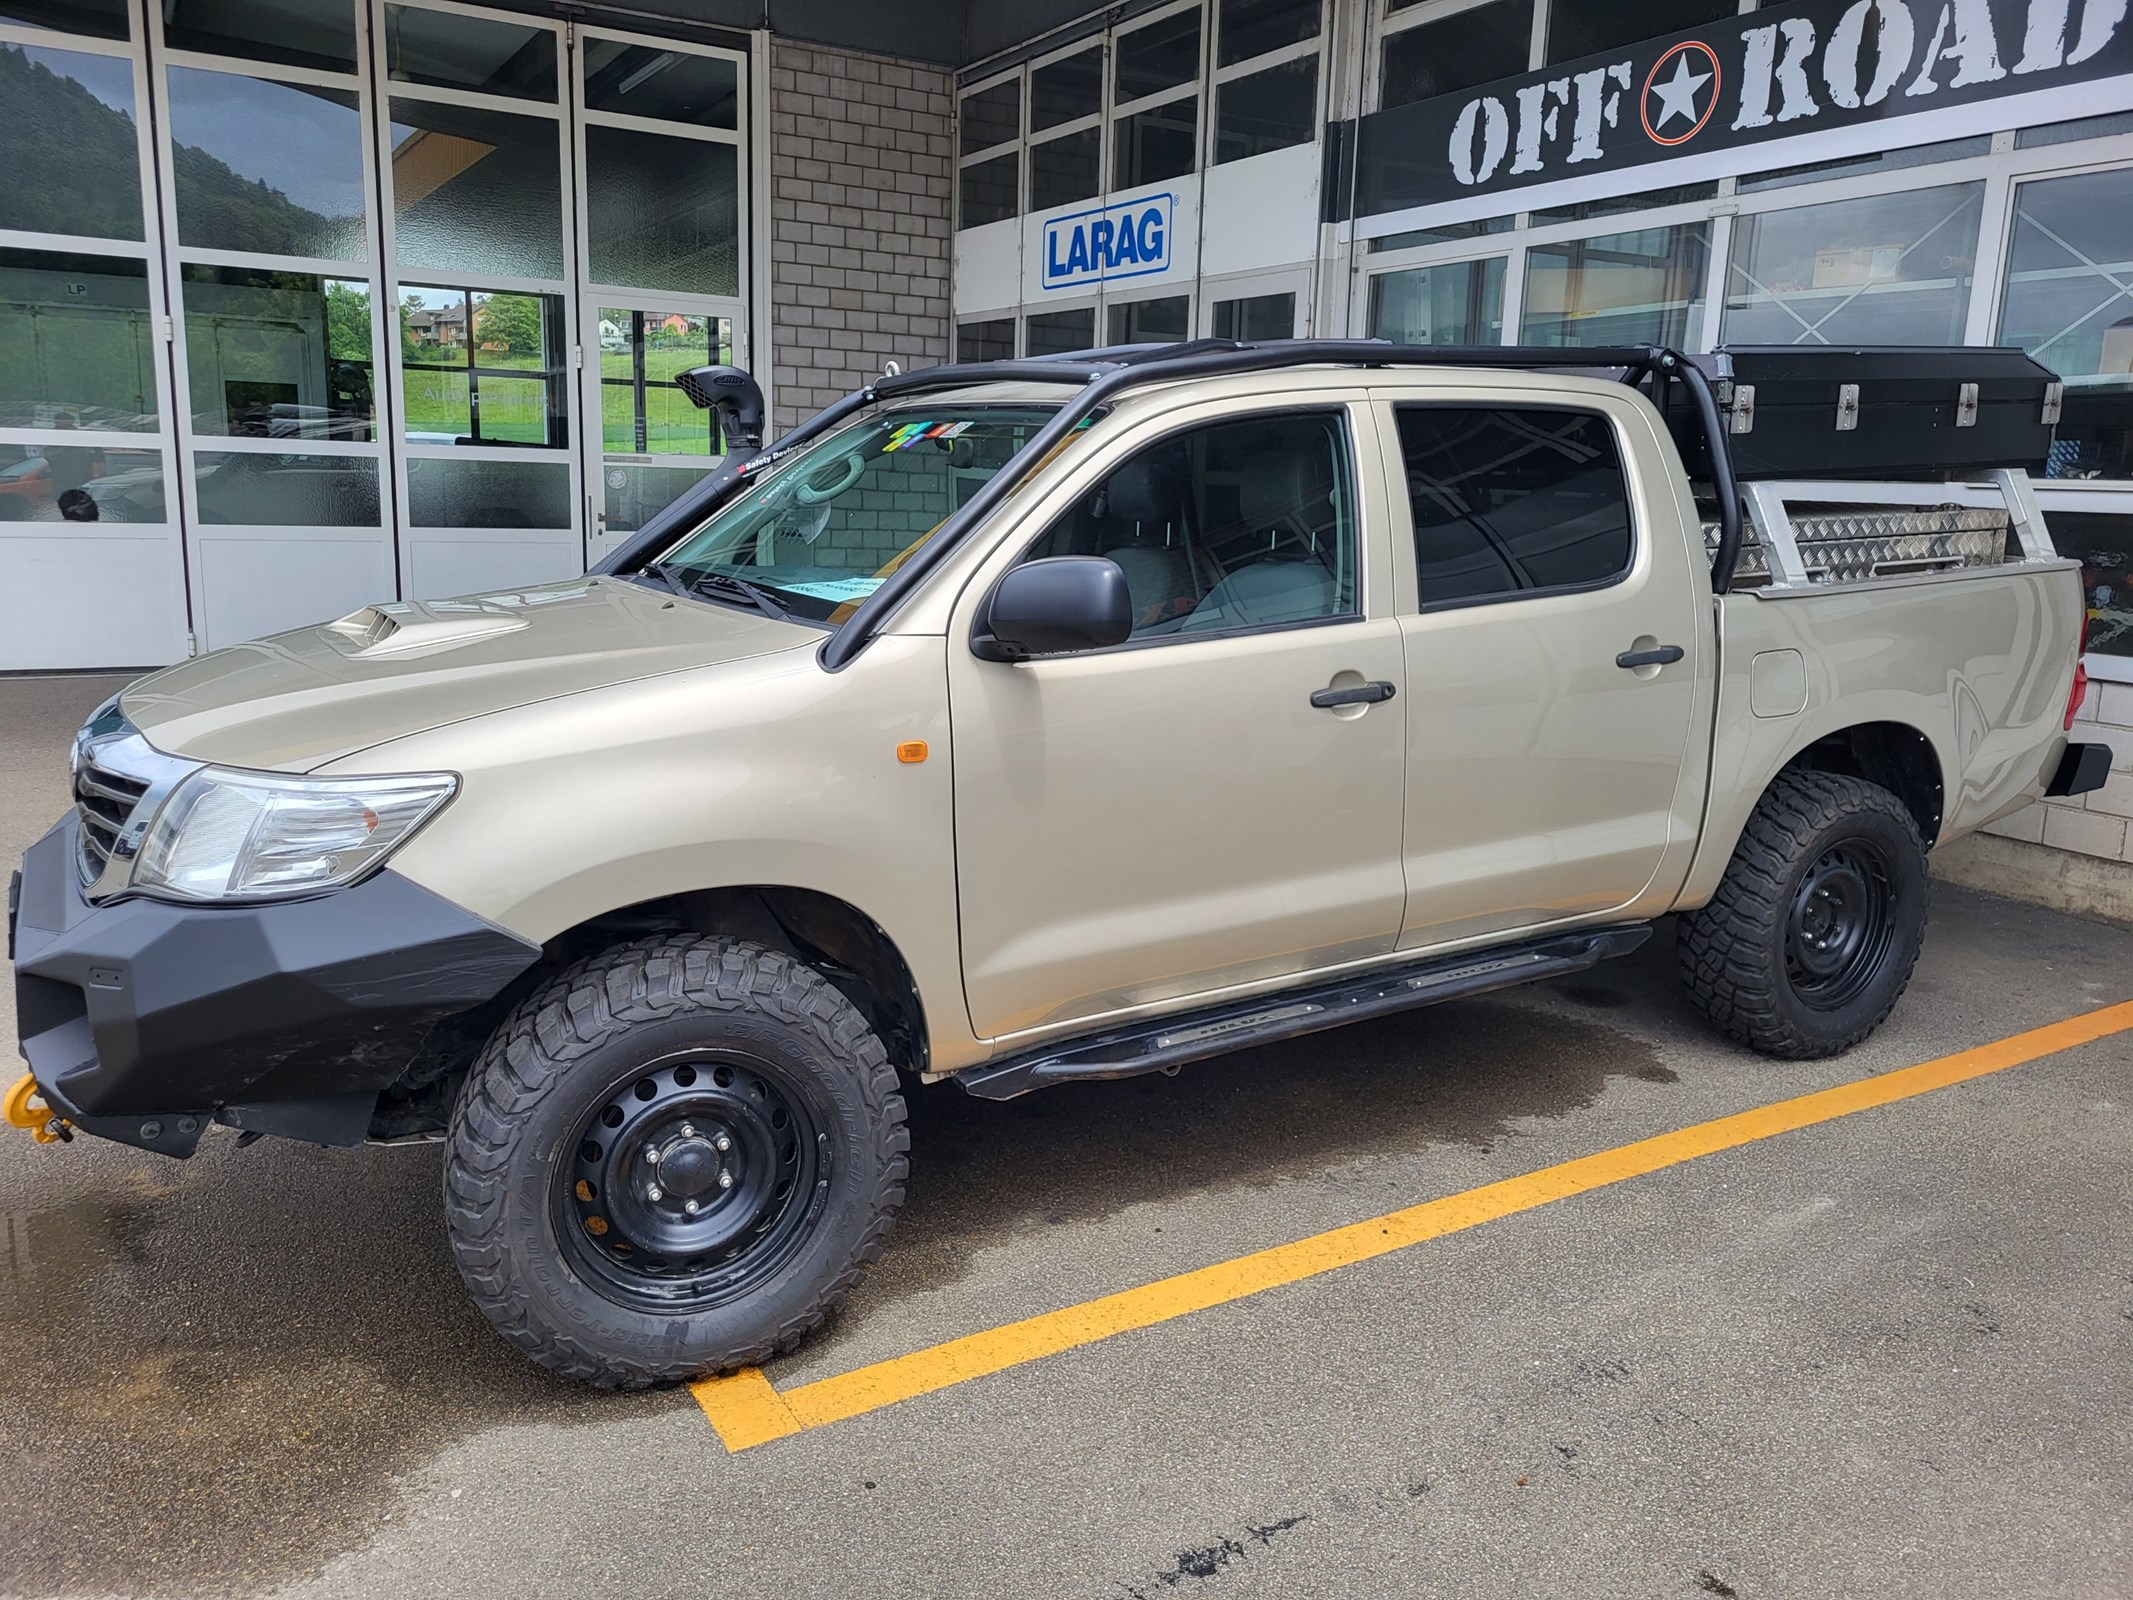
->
587;127;740;294
0;44;143;240
1108;295;1189;345
0;249;157;429
1523;224;1709;348
603;462;707;534
192;450;380;526
1381;0;1531;111
1115;99;1198;189
0;0;129;39
599;307;730;455
1215;56;1317;164
959;152;1017;229
162;0;357;73
0;447;161;523
1544;0;1733;64
1725;184;1983;347
399;286;566;447
181;265;374;439
956;318;1014;362
1031;48;1100;132
1116;9;1201;102
1220;0;1320;65
1026;306;1095;356
1029;127;1100;211
387;5;556;101
581;42;738;128
167;69;366;259
2046;511;2133;658
1371;258;1506;345
389;98;565;280
1211;292;1294;340
407;457;571;528
1999;168;2133;483
960;78;1020;155
1528;182;1717;227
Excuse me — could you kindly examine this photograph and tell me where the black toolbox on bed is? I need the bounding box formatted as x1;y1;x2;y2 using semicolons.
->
1666;346;2062;481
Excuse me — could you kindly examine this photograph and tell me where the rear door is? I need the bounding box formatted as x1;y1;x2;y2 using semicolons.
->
946;397;1409;1041
1380;384;1713;950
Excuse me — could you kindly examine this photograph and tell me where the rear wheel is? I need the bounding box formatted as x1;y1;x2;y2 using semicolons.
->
445;934;908;1388
1678;771;1928;1059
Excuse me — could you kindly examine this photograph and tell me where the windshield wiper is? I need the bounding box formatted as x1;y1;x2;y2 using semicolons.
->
635;561;694;599
686;569;791;621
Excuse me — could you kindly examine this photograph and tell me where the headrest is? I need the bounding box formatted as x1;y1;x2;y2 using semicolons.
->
1101;453;1176;523
1240;444;1332;529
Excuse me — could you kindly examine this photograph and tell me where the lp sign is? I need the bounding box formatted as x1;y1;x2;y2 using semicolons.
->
1353;0;2133;218
1040;192;1175;291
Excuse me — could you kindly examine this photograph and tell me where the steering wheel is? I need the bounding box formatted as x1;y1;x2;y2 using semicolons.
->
793;453;866;505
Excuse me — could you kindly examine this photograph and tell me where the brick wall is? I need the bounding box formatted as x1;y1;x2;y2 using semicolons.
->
1979;679;2133;858
765;41;954;434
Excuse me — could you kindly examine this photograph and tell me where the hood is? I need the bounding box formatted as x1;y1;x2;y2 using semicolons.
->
123;577;821;771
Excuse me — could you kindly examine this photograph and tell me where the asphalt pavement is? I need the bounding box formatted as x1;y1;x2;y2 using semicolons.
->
2;673;2130;1599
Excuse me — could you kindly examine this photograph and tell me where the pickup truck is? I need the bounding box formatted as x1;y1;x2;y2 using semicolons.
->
7;340;2110;1388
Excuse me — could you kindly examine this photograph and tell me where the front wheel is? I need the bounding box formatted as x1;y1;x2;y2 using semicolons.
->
1678;770;1929;1059
445;934;908;1388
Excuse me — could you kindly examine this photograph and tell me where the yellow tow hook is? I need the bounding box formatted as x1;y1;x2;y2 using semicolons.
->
4;1074;69;1144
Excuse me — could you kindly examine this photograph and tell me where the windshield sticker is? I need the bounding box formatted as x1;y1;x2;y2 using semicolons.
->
883;419;973;453
779;576;887;602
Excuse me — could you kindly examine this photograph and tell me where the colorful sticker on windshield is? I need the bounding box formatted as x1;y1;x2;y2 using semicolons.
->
882;419;973;452
779;576;886;602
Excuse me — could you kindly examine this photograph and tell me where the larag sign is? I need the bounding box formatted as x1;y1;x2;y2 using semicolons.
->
1041;192;1175;292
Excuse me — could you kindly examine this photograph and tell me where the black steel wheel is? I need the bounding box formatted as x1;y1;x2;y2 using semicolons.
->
1679;770;1928;1059
446;934;908;1388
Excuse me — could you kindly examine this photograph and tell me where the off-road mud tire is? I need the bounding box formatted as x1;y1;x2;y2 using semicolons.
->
444;934;908;1388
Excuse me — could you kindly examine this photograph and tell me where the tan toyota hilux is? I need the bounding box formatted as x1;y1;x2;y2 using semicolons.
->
8;340;2111;1387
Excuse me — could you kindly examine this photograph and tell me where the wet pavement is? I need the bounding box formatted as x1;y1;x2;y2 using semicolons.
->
3;673;2131;1599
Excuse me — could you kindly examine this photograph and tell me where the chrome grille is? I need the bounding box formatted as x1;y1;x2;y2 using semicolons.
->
67;703;200;901
73;759;150;882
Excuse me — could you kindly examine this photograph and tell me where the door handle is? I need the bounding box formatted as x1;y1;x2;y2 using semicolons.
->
1615;645;1685;670
1311;680;1398;709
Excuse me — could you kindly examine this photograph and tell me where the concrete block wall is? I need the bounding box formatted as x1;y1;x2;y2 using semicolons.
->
765;41;954;434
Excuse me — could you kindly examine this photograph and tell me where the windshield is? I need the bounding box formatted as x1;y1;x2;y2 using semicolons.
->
652;405;1061;623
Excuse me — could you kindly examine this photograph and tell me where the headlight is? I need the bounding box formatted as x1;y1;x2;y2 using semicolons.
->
134;768;457;901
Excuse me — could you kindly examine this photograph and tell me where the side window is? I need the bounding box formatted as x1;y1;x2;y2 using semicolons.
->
1026;411;1358;639
1394;407;1633;608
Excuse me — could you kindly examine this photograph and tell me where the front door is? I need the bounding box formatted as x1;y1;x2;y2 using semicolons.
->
948;401;1409;1041
1384;394;1711;950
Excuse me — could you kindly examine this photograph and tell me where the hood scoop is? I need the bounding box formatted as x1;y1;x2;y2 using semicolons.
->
323;601;530;659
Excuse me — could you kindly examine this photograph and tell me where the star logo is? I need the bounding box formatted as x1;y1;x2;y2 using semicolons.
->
1639;41;1721;147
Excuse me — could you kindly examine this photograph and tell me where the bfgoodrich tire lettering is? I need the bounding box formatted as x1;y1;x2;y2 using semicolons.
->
1677;770;1928;1060
444;934;908;1388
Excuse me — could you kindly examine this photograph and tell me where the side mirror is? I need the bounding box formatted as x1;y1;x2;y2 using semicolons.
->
675;364;766;459
972;557;1133;662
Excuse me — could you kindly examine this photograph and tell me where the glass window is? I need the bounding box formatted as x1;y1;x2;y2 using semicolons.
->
1212;291;1294;340
657;405;1060;623
1219;0;1319;65
1116;9;1202;103
1109;295;1190;345
1527;181;1716;226
406;457;572;528
580;43;737;127
1395;407;1632;607
1027;410;1357;637
1115;98;1199;188
192;450;381;525
959;152;1018;228
166;70;366;260
1216;56;1317;164
0;1;128;40
960;78;1020;155
0;446;161;523
1382;1;1531;112
2001;167;2133;485
1026;306;1096;355
598;307;731;455
2047;511;2133;658
957;318;1015;362
1030;127;1101;211
602;461;704;534
1544;0;1732;65
1522;223;1709;348
0;44;144;241
385;6;557;102
0;250;158;430
1371;258;1506;345
1737;136;1992;194
398;286;566;447
389;99;565;281
1369;215;1515;252
181;265;374;440
1725;183;1983;347
162;0;358;73
1031;47;1101;132
586;127;739;294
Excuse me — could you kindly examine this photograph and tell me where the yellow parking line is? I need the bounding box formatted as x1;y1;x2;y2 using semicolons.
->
694;999;2133;1451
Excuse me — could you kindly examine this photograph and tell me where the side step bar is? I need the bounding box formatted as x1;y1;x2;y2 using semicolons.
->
954;925;1652;1101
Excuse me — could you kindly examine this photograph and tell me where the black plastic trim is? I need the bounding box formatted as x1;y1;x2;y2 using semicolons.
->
2046;741;2113;798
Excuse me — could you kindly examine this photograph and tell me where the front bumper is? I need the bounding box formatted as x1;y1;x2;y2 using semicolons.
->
9;812;541;1157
